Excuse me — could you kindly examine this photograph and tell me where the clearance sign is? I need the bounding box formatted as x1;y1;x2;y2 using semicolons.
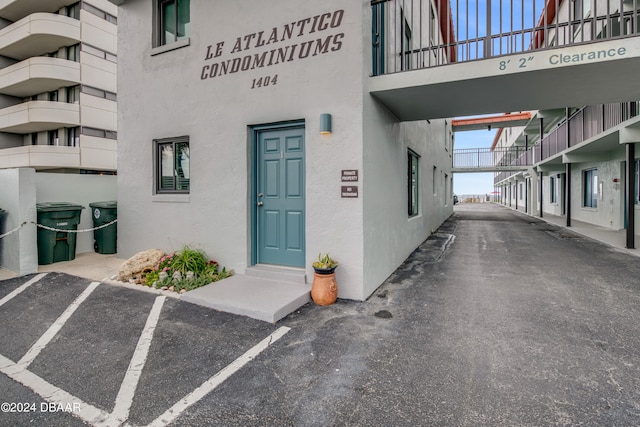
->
200;9;345;82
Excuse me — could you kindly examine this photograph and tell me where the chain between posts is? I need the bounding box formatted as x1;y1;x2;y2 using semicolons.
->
0;219;117;239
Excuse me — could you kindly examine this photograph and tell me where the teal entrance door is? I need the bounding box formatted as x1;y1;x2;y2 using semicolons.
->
256;126;305;267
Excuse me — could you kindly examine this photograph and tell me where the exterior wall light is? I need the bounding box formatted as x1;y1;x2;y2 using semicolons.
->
320;114;332;135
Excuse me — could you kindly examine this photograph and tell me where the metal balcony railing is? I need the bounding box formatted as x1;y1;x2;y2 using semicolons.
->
535;101;639;163
454;146;531;170
494;100;639;183
372;0;640;75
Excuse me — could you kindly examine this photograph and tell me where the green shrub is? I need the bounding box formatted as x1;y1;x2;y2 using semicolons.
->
142;245;231;291
171;246;208;274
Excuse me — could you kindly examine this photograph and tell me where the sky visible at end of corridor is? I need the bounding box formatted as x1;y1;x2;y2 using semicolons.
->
453;127;497;196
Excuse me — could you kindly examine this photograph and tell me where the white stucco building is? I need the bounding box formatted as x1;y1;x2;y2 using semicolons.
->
0;0;118;275
493;0;640;248
0;0;117;171
109;0;455;301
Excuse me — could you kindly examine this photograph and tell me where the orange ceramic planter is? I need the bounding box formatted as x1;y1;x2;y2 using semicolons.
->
311;271;338;306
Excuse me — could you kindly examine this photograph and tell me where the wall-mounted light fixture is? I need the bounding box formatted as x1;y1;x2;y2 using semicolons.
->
320;113;332;135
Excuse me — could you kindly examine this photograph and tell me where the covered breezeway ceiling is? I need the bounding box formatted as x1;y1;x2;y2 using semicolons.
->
369;37;640;121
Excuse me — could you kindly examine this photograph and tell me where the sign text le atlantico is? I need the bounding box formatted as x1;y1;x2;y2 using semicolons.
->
201;10;345;81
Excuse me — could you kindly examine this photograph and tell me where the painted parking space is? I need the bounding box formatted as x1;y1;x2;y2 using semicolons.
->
0;273;89;363
0;273;290;427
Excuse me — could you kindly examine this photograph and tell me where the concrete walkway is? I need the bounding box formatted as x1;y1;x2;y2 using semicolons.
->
0;252;311;323
500;205;640;258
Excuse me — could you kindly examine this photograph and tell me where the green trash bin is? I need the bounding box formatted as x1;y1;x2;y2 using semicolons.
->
36;202;84;265
89;201;117;254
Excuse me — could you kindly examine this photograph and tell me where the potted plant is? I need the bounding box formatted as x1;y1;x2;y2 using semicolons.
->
312;253;338;274
311;253;338;306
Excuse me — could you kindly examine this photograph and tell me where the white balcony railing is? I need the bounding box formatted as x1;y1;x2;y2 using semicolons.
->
0;57;80;97
0;145;80;169
0;100;80;134
0;0;75;22
0;13;80;60
0;136;117;171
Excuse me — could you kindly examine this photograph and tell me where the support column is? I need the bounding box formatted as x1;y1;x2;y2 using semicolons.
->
538;117;544;218
565;163;571;227
539;171;544;218
515;180;518;210
524;135;529;214
485;0;492;58
525;178;529;214
539;117;544;163
626;143;635;249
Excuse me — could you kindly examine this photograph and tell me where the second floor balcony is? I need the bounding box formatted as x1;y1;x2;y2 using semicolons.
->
0;13;80;60
0;135;117;171
0;0;75;22
0;56;80;97
370;0;640;120
0;100;79;133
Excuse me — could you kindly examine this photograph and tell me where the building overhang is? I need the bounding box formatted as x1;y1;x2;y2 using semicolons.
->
0;13;80;60
453;112;532;132
0;57;80;97
0;145;80;170
0;101;80;134
369;36;640;121
0;0;75;21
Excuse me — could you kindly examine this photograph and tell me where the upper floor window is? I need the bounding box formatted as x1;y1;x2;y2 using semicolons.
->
68;127;80;147
83;2;118;24
67;85;80;104
67;44;80;62
159;0;190;46
66;2;80;20
48;130;59;146
82;44;117;63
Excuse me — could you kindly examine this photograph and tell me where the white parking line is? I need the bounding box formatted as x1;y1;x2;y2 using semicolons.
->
111;296;166;424
18;282;100;368
0;273;47;308
0;353;118;427
0;280;291;427
146;326;291;427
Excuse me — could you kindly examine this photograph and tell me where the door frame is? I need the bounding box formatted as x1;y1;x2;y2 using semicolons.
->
249;120;306;266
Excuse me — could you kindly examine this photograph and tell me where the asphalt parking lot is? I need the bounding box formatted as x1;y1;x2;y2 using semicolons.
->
0;272;283;426
2;203;640;426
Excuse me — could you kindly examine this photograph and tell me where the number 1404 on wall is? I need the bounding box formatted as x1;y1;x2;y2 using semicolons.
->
251;75;278;89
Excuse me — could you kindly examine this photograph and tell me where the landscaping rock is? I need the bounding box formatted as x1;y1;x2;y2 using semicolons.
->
117;249;166;282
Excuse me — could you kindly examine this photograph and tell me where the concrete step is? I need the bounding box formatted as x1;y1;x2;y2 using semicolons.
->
245;264;307;284
181;274;311;323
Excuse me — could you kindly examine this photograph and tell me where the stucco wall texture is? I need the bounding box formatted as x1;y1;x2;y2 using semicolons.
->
115;0;453;300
